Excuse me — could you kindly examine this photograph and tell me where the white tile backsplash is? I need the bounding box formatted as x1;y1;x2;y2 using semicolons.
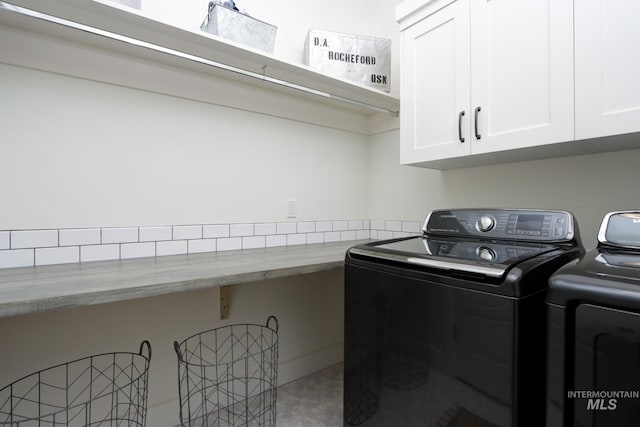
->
287;234;306;246
59;228;101;246
121;242;155;259
243;236;266;249
315;221;332;232
11;230;58;249
340;231;356;241
370;220;385;230
173;225;202;240
348;220;363;230
217;237;242;252
277;222;296;234
385;221;402;232
0;249;34;268
307;232;324;244
255;223;276;235
402;221;422;233
378;230;393;240
230;223;254;237
35;246;79;266
332;220;348;231
0;218;419;269
188;239;216;254
356;230;370;240
81;244;119;262
102;227;138;244
266;235;287;247
0;232;9;250
157;240;187;256
140;226;172;242
297;222;316;233
203;224;229;238
324;231;341;243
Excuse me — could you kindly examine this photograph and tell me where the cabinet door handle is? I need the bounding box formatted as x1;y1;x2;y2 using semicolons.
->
458;110;465;143
474;106;482;139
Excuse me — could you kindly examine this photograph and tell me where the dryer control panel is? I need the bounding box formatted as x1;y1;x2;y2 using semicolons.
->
423;209;575;242
598;211;640;250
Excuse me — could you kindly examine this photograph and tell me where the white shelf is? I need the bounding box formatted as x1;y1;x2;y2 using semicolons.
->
0;0;399;134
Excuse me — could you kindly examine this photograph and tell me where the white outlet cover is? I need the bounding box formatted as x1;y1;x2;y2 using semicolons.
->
287;199;297;218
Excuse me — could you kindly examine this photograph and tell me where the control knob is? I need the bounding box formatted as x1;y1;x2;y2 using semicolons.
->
477;246;497;262
476;215;496;232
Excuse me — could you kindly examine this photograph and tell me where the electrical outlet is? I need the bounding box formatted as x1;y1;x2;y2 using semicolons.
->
287;199;297;218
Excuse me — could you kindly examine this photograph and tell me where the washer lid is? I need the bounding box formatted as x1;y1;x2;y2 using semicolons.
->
548;250;640;308
350;236;560;279
598;211;640;250
548;211;640;306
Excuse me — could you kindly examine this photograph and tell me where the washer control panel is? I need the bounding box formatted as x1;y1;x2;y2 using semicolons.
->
424;209;575;242
476;215;496;232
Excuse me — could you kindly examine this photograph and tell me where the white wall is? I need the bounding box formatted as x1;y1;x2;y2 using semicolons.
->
0;1;393;424
0;0;406;230
0;64;369;229
368;129;442;222
368;129;640;249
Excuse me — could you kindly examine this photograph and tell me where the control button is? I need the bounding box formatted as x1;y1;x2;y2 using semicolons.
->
553;227;562;237
476;215;496;232
555;216;565;224
477;246;497;262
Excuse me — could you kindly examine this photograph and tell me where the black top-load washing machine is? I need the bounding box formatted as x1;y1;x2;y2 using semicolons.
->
344;209;583;427
547;211;640;427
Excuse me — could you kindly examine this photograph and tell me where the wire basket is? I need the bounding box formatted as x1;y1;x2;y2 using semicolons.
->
0;340;152;426
174;316;279;427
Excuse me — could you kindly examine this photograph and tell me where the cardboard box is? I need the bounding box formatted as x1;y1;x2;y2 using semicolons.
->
305;29;391;92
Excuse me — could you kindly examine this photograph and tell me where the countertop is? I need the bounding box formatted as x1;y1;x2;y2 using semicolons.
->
0;240;366;318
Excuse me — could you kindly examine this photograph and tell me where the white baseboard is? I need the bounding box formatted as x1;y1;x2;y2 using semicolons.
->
278;341;343;386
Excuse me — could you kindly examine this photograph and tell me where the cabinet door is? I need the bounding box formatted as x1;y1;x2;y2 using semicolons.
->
575;0;640;140
400;0;470;164
469;0;574;154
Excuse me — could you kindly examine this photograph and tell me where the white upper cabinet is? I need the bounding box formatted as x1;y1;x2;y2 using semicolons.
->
400;0;470;164
398;0;574;167
575;0;640;140
398;0;640;169
469;0;574;155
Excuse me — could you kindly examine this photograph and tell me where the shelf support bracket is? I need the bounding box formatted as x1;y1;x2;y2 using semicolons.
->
219;285;231;320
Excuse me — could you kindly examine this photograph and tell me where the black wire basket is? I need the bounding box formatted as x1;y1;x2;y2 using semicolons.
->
0;340;152;426
174;316;279;427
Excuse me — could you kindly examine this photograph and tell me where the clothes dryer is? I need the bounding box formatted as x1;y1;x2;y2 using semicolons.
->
547;211;640;427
